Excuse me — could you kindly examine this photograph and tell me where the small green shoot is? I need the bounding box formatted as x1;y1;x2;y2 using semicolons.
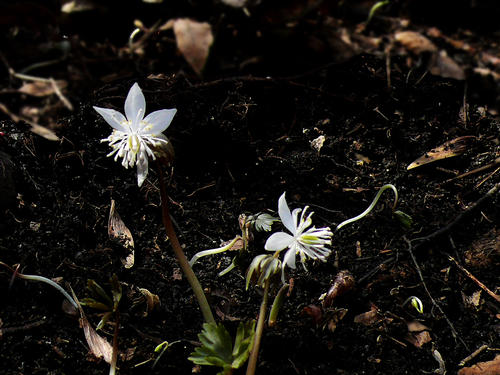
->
403;296;424;314
366;0;389;25
80;275;122;330
80;275;123;375
189;321;256;375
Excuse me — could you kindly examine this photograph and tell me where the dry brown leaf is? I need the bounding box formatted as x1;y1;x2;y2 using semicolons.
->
462;290;483;310
407;136;475;170
301;304;323;325
138;288;160;315
18;80;67;97
354;304;383;326
458;354;500;375
325;308;348;333
405;330;432;348
108;200;135;269
30;123;60;141
406;320;430;332
430;51;465;80
172;19;214;76
80;315;113;363
395;31;437;55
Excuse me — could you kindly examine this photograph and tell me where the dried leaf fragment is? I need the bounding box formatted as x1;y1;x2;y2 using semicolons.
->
80;315;113;363
458;354;500;375
310;135;325;153
395;31;437;55
172;19;214;76
405;330;432;348
18;80;67;97
407;136;475;170
354;304;383;326
108;200;135;268
139;288;160;315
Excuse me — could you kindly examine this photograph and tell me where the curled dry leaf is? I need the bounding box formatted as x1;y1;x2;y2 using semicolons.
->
322;270;355;308
139;288;160;316
108;200;135;269
172;19;214;76
407;136;475;170
80;315;113;363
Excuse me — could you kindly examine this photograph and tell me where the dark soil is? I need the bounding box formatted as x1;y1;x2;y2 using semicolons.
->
0;1;499;374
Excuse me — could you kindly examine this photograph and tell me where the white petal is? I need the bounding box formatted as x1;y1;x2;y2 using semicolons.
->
136;156;149;187
125;83;146;127
93;106;127;131
264;232;294;251
143;109;177;134
278;192;295;234
283;247;297;269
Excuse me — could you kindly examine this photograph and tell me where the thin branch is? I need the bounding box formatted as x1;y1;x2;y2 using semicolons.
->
404;237;469;350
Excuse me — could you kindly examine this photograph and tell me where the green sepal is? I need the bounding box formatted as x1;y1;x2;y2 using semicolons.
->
269;283;289;327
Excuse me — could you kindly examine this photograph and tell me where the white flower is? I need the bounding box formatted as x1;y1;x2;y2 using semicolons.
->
94;82;177;187
265;192;333;282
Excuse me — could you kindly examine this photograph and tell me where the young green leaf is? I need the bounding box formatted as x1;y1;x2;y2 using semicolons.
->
189;321;255;375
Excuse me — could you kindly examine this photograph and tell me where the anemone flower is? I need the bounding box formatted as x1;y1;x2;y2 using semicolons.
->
94;82;176;187
265;192;333;282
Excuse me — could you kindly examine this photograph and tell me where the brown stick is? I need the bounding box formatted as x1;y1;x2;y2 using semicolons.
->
447;255;500;304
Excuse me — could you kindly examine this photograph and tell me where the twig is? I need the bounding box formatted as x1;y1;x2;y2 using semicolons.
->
459;344;488;367
412;182;500;249
403;238;469;350
442;157;500;185
447;254;500;304
0;318;46;336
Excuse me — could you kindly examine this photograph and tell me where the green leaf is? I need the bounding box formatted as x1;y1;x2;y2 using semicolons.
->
79;298;112;311
188;321;255;374
87;279;113;307
232;320;255;368
393;210;413;229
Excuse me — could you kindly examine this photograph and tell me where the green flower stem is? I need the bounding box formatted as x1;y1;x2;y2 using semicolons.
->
246;279;270;375
157;167;215;324
336;184;398;231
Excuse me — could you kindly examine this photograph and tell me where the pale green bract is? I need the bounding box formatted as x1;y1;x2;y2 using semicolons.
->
94;82;177;187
